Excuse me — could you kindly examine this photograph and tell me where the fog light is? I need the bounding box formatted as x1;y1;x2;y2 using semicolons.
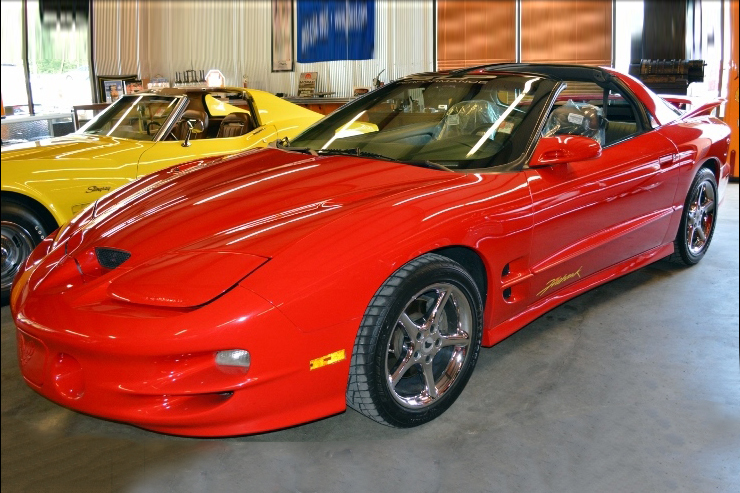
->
215;349;251;368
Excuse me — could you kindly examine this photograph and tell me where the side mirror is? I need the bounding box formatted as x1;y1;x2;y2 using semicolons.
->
181;119;204;148
530;136;602;167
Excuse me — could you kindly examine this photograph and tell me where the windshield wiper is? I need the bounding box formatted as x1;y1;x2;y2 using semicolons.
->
275;138;317;155
282;146;317;155
398;160;450;171
317;148;393;160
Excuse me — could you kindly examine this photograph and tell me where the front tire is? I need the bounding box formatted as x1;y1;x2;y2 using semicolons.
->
669;167;718;266
346;253;483;427
1;199;55;304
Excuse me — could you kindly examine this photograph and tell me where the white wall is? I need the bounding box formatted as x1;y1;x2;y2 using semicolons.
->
93;0;434;97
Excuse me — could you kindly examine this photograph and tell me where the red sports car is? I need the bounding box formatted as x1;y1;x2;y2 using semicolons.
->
11;64;731;436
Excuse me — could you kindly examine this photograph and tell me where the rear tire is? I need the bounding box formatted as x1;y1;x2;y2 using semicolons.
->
1;199;55;304
346;253;483;427
668;167;717;266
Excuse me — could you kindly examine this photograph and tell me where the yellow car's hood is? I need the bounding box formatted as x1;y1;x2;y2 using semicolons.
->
1;134;149;162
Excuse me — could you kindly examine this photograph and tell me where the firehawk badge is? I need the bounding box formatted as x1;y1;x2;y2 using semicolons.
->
537;266;583;297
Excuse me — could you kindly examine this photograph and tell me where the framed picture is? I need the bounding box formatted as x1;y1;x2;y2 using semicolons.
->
297;72;318;97
124;80;144;94
271;0;294;72
97;75;138;103
103;80;123;103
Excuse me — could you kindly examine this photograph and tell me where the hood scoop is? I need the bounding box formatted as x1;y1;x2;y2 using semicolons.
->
95;247;131;269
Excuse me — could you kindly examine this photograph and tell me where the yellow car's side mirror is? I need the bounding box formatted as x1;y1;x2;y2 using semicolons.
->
182;119;205;148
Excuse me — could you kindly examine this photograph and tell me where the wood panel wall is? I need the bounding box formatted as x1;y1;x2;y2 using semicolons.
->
520;0;612;66
437;0;517;70
727;0;739;178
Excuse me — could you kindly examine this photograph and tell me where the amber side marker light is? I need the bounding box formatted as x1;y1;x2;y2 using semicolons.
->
309;349;346;370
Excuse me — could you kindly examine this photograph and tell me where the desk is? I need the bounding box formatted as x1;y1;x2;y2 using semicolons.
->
1;113;74;144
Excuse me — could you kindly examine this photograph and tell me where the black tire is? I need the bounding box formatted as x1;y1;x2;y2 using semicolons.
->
346;253;483;427
668;167;718;266
1;199;56;304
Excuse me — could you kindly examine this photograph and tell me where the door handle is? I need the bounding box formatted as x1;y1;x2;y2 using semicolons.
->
659;154;675;168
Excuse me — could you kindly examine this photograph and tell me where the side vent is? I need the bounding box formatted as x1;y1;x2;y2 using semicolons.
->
500;257;529;304
95;247;131;269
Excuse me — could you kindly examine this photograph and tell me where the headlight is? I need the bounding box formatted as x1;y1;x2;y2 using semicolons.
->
108;251;269;308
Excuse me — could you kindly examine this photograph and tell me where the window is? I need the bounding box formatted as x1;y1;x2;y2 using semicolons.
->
81;95;180;141
543;81;643;146
437;0;516;70
26;0;92;114
1;1;92;117
292;75;551;169
1;2;29;115
521;0;612;66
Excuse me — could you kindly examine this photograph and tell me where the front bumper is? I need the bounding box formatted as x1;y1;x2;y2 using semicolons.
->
12;268;356;437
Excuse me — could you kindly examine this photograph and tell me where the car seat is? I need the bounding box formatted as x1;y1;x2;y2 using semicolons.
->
173;109;209;141
604;120;638;144
434;100;500;140
542;100;605;145
216;112;254;138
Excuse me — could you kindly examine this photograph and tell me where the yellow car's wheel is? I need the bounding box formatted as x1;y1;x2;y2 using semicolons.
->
1;199;55;304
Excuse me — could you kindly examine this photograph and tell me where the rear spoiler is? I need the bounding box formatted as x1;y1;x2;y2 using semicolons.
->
659;94;726;119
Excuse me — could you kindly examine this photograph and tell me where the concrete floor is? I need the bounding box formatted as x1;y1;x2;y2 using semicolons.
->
2;184;738;493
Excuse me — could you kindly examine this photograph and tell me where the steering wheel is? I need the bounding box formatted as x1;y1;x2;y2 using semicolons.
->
146;121;162;136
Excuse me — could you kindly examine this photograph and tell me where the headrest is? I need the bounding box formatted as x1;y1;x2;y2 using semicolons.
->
221;112;251;125
435;99;500;140
181;108;208;127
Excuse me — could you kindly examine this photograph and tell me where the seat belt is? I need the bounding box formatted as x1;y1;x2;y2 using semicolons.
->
602;88;609;119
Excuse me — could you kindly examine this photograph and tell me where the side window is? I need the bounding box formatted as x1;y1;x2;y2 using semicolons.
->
544;80;643;147
543;81;607;145
197;93;259;139
602;90;642;145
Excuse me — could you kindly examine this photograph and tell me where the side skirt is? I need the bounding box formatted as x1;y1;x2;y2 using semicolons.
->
481;242;675;347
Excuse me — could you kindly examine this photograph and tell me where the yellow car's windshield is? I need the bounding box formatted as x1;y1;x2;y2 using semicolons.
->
81;95;181;141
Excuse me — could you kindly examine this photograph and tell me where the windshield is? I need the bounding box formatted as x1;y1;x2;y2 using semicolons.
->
80;95;181;141
291;75;551;169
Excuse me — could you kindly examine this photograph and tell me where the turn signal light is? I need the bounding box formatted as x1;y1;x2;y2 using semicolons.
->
215;349;251;369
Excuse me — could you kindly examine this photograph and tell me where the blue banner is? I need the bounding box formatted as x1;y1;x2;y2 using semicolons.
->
297;0;375;63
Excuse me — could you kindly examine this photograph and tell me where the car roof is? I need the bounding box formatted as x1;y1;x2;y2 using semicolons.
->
407;63;616;84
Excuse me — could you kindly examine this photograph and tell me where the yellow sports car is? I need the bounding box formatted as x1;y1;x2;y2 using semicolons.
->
1;87;322;301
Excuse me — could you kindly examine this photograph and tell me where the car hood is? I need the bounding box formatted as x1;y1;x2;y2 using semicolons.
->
33;148;464;307
71;148;462;259
1;133;147;161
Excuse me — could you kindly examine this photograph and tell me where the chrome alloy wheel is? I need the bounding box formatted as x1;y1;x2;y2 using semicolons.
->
685;179;716;256
1;221;35;292
385;282;473;409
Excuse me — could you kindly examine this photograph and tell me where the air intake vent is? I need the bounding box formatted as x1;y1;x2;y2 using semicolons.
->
95;248;131;269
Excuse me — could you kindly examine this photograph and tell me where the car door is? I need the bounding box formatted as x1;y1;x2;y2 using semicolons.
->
524;82;680;303
136;124;278;177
